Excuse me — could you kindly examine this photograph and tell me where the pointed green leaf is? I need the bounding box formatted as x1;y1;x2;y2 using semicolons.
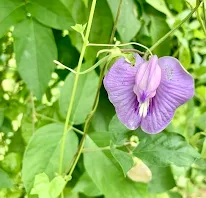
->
13;18;57;99
22;123;78;193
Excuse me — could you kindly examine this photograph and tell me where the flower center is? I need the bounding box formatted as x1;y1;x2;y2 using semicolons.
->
133;55;161;117
139;99;150;118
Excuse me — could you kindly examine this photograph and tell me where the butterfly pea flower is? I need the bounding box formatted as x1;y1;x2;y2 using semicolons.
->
103;54;194;134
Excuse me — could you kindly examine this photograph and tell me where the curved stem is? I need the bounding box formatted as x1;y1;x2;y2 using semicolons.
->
87;42;152;55
121;48;145;54
109;0;123;43
59;0;97;174
149;0;202;52
54;55;108;75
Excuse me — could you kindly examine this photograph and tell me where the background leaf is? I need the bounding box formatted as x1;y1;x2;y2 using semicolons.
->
148;166;176;193
107;0;141;42
13;18;57;99
150;15;170;56
146;0;172;16
59;70;99;124
0;168;13;188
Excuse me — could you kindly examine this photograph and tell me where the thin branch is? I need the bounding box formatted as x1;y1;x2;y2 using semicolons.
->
121;48;145;54
149;0;202;52
35;113;61;123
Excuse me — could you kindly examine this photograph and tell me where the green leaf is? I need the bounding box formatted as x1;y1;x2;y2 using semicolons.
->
0;168;13;188
168;192;182;198
22;123;78;193
59;70;99;124
133;132;200;167
84;135;147;198
166;0;184;12
31;173;50;198
150;15;170;56
110;147;134;177
90;89;115;132
179;41;191;69
26;0;74;29
73;172;102;197
13;18;57;99
196;112;206;131
107;0;141;42
1;152;22;173
0;0;25;38
146;0;172;17
109;115;134;145
31;173;66;198
148;166;176;193
49;175;66;198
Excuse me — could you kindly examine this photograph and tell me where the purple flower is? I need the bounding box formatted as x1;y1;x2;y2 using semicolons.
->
103;54;194;134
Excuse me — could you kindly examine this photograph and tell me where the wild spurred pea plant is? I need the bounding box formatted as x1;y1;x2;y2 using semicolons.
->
0;0;206;197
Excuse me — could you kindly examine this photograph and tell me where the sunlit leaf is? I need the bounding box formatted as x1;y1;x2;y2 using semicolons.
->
22;123;78;192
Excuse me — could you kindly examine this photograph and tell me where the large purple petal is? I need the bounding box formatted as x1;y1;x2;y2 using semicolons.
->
141;56;194;134
103;55;144;129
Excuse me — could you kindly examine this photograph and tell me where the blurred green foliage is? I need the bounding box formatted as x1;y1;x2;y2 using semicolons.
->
0;0;206;197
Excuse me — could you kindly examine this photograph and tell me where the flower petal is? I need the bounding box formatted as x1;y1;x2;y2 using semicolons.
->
141;57;194;134
104;55;143;129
